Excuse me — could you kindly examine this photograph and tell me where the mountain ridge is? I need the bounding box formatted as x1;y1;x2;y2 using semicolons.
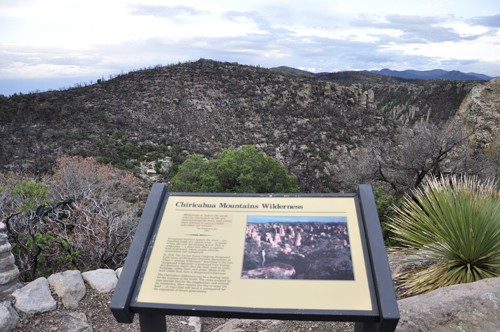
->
0;59;483;192
270;66;495;81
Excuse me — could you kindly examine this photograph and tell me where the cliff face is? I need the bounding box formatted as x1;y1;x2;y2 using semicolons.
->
458;78;500;146
0;59;485;192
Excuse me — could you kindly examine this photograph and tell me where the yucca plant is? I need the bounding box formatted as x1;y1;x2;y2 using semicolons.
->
388;175;500;296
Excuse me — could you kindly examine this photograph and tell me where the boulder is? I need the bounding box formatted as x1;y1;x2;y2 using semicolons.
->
81;269;117;293
48;270;86;308
396;277;500;332
0;301;18;332
12;277;57;315
60;312;92;332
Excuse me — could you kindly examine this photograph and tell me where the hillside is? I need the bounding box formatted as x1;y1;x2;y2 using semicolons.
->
0;59;483;192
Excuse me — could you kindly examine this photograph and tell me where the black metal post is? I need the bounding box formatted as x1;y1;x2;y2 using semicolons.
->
354;322;377;332
139;313;167;332
357;185;400;332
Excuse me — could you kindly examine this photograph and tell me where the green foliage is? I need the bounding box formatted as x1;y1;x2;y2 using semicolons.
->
11;180;52;212
93;133;186;177
170;145;300;193
388;175;500;296
373;187;398;247
12;231;79;278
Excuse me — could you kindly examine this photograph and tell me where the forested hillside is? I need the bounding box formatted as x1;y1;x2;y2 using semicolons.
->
0;59;484;193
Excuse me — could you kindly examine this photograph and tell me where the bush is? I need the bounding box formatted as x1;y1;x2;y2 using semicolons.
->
388;175;500;296
373;186;398;247
1;156;144;281
170;145;299;193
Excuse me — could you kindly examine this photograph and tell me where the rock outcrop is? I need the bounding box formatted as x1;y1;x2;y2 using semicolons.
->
397;277;500;332
459;77;500;145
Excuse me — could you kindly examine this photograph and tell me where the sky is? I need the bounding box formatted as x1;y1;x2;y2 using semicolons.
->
1;0;499;96
247;216;347;224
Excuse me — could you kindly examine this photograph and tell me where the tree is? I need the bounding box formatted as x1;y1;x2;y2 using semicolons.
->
170;145;300;193
337;118;480;197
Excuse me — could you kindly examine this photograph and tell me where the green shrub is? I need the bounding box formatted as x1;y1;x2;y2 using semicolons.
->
373;186;398;247
388;175;500;296
170;145;299;193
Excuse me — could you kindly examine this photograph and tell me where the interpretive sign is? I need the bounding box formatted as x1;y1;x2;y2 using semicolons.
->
110;185;399;332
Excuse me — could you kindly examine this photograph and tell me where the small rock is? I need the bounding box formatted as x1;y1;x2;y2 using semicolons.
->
60;312;92;332
81;269;117;293
188;317;202;332
48;270;86;309
12;277;57;315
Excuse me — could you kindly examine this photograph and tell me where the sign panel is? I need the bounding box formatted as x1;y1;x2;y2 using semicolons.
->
136;195;373;312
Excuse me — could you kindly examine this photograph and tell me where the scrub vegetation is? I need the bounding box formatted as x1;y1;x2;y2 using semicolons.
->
0;156;144;281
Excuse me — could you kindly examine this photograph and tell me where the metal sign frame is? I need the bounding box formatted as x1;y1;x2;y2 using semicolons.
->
110;184;399;332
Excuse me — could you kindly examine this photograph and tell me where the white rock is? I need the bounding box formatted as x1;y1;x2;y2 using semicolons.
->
12;277;57;315
82;269;117;293
188;317;202;332
48;270;86;309
0;301;18;332
0;244;11;255
0;268;19;285
115;267;123;279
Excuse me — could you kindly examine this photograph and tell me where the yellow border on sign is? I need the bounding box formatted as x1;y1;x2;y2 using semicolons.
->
137;196;372;311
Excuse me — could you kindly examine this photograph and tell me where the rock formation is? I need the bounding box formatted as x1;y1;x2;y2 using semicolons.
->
0;223;21;296
397;277;500;332
458;77;500;146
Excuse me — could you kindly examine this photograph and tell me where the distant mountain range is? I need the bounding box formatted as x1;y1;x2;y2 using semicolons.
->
271;66;495;81
367;69;494;81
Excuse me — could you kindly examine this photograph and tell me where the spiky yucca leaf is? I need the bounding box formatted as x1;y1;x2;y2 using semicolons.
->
388;175;500;296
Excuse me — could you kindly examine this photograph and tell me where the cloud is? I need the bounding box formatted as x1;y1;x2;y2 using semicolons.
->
221;10;294;36
467;14;500;28
0;44;105;68
127;4;208;18
441;59;480;67
351;14;486;43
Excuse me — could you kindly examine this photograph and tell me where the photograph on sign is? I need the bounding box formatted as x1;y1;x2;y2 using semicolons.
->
241;216;353;280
